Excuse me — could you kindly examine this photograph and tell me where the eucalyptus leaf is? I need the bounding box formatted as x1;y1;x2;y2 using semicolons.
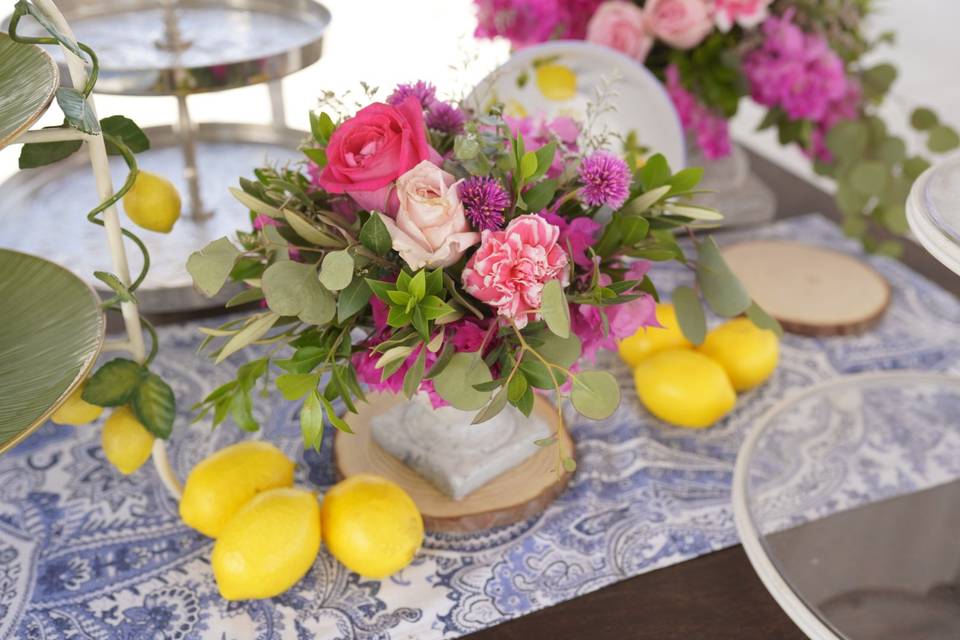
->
910;107;938;131
262;261;335;325
187;237;240;297
433;352;493;410
849;161;888;196
535;331;581;368
229;187;282;218
300;390;325;449
672;286;706;345
216;313;279;364
319;250;354;291
696;238;751;318
225;287;264;308
337;277;372;323
541;279;570;338
928;125;960;153
472;387;508;424
745;301;783;337
570;371;620;420
359;212;392;254
132;372;176;439
276;373;320;401
283;208;342;247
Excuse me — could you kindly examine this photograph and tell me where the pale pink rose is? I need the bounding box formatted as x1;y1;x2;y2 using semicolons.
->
713;0;771;32
586;1;653;63
462;215;570;328
380;160;480;270
646;0;713;49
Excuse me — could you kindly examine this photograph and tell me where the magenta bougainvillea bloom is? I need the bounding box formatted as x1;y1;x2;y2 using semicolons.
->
386;81;438;110
459;176;511;231
474;0;603;49
665;65;732;160
578;151;632;209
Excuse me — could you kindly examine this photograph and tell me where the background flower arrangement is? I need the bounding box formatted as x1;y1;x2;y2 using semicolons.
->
186;81;778;465
474;0;960;254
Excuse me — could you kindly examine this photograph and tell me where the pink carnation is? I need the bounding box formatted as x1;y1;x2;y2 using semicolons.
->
462;215;570;328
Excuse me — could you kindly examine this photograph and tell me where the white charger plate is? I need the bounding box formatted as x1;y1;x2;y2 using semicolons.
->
466;40;686;171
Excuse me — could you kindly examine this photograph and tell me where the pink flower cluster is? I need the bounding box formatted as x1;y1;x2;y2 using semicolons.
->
743;10;860;160
474;0;604;49
665;65;732;159
504;114;579;178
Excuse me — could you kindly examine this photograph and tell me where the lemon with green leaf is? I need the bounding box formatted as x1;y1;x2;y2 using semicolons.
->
50;382;103;426
122;171;181;233
102;407;154;474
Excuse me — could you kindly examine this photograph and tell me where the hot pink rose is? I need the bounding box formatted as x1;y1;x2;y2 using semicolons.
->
380;160;480;270
586;1;653;63
713;0;771;32
462;215;570;328
317;97;434;212
645;0;713;49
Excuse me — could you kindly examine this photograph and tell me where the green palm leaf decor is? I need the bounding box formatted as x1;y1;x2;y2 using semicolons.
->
0;250;104;452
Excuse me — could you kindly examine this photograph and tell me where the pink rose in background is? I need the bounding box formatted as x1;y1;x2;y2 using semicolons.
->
713;0;772;32
317;97;434;213
586;1;653;63
380;160;480;270
645;0;713;49
462;215;570;328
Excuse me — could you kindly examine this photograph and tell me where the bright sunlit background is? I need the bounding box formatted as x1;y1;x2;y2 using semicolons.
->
1;0;958;189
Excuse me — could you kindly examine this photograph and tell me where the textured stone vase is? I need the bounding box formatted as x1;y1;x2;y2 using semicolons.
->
369;394;552;500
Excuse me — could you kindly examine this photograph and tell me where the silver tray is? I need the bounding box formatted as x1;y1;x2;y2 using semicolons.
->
8;0;330;96
0;122;306;312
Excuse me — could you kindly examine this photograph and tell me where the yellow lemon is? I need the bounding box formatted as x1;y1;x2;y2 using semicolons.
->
699;317;779;392
633;349;736;428
211;487;321;600
122;171;181;233
535;63;577;101
50;382;103;425
618;303;693;367
180;441;295;538
321;474;424;579
102;407;154;474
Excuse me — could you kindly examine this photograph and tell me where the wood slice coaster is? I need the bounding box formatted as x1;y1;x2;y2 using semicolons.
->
722;240;891;336
334;393;573;533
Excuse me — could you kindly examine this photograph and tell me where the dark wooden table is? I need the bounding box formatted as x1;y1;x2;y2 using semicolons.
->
465;150;960;640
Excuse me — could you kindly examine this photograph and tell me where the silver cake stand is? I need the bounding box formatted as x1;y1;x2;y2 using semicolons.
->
1;0;331;311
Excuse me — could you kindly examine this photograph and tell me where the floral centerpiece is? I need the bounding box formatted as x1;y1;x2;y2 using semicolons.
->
473;0;960;254
187;81;776;468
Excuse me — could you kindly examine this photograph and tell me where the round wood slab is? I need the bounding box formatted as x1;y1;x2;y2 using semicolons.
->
334;393;573;533
722;240;891;336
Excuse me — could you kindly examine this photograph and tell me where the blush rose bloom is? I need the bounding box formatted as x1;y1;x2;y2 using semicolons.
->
645;0;713;50
462;215;570;328
714;0;772;32
380;160;480;270
317;96;434;213
586;1;653;63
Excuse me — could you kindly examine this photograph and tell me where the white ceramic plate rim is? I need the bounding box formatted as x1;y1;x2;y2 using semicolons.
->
468;39;687;170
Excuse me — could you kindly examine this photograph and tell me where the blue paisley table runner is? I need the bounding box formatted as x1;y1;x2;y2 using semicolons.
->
1;214;959;639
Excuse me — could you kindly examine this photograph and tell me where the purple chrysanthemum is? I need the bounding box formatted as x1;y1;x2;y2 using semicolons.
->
386;81;438;110
426;102;467;134
578;152;631;209
459;177;510;231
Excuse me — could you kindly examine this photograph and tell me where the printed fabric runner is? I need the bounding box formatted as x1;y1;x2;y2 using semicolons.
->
1;214;959;639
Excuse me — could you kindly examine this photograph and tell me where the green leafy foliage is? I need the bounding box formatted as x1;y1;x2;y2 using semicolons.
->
56;87;99;135
82;358;146;406
672;286;706;345
101;116;150;155
187;237;240;297
696;238;751;317
540;279;570;338
433;352;493;410
132;372;176;439
570;371;620;420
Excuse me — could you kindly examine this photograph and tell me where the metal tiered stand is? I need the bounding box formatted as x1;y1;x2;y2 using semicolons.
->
1;0;331;311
